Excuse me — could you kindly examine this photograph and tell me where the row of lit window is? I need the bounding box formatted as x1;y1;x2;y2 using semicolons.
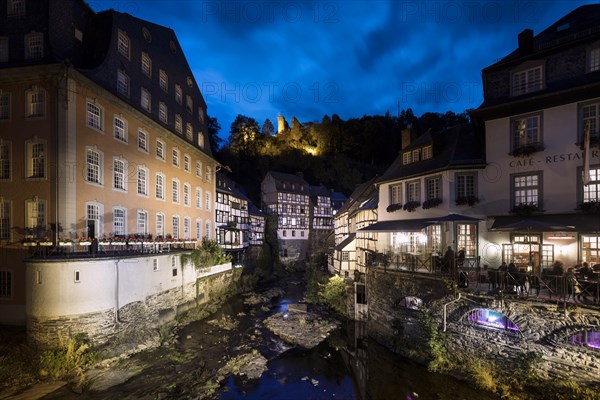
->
277;192;309;203
82;147;213;208
115;29;205;127
0;32;43;62
388;167;600;210
86;96;205;149
402;145;433;165
510;49;599;97
281;230;305;238
0;197;211;243
84;201;212;241
509;102;599;151
0;138;212;185
389;173;474;205
280;217;307;227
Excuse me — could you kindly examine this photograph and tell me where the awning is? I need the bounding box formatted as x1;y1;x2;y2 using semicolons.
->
334;233;356;251
425;213;481;223
490;214;598;232
359;219;430;232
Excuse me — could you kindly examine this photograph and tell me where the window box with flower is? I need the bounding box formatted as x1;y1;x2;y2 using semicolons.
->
422;198;442;209
455;196;479;206
403;201;421;212
510;143;544;157
579;200;600;214
510;203;542;216
386;203;403;212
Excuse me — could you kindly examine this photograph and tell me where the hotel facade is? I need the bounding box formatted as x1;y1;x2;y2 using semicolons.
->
0;0;219;328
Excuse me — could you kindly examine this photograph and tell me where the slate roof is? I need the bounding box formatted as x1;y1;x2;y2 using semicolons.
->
216;172;250;201
487;5;600;70
265;171;310;194
377;124;485;184
334;233;356;251
309;185;331;198
337;176;379;215
248;201;265;217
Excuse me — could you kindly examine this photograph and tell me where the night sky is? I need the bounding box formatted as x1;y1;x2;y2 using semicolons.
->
88;0;597;140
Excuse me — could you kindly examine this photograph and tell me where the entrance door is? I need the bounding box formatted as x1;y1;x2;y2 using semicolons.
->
87;219;96;239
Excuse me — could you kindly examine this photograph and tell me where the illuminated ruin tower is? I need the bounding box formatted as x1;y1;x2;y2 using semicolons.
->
277;115;287;134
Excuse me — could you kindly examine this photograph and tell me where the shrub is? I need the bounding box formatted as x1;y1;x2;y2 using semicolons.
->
181;238;231;271
38;335;96;386
318;275;348;315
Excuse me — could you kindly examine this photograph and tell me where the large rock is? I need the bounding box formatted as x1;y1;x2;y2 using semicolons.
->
217;352;268;380
263;311;339;349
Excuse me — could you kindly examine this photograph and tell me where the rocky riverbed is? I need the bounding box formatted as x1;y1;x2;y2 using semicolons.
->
263;309;340;349
11;280;317;400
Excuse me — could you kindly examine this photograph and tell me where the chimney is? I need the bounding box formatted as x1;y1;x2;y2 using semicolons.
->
401;124;414;150
277;115;286;134
518;29;534;54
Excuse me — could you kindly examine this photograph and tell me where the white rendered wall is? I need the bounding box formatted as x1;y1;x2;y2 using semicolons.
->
26;253;230;319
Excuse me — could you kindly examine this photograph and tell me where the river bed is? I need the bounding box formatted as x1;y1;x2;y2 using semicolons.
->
38;279;496;400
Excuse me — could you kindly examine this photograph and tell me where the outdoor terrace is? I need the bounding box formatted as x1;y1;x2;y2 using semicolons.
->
367;251;600;307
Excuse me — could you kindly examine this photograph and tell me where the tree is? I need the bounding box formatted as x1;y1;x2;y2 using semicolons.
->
261;118;275;137
207;116;223;154
228;114;260;154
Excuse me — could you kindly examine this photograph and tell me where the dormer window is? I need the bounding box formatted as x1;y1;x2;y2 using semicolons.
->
186;95;193;114
116;70;129;97
511;64;543;96
141;52;151;77
7;0;25;16
412;149;421;162
175;84;182;104
117;30;130;59
588;46;600;73
159;70;168;92
0;37;8;62
25;32;43;60
422;145;432;160
402;152;411;165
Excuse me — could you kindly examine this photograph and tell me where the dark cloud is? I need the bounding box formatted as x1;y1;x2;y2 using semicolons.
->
89;0;595;137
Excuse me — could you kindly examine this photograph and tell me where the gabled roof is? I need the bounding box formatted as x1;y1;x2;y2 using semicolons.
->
331;191;348;202
487;5;600;70
309;184;331;198
337;175;378;215
377;124;484;184
264;171;310;194
357;191;378;211
216;172;250;201
334;233;356;251
248;201;265;217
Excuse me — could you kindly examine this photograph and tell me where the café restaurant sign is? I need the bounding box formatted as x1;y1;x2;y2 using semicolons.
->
508;149;599;168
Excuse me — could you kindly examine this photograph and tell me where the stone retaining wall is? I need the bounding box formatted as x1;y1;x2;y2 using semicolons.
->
365;268;600;386
27;260;236;349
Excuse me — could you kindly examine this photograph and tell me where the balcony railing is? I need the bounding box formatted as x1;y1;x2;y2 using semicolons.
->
366;250;480;277
23;238;198;258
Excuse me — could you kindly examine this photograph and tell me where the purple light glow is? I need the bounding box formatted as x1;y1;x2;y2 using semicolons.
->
467;309;520;332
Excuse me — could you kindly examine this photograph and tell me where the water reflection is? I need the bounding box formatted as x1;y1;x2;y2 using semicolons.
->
222;317;497;400
221;344;357;400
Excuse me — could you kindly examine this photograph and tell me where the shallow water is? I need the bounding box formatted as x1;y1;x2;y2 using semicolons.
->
40;279;496;400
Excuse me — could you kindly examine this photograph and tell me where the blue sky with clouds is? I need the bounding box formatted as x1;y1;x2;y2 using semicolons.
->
88;0;597;137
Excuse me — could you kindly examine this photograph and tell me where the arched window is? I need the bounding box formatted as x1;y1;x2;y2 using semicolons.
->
467;308;520;331
569;330;600;350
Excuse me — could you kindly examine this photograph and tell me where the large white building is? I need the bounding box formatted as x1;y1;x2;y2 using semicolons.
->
472;4;600;272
